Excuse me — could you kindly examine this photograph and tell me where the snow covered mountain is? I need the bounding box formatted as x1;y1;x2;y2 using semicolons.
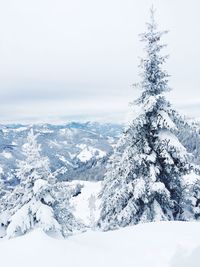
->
0;122;122;183
0;121;199;186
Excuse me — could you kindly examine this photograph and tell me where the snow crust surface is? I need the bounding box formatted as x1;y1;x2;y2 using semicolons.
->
1;221;200;267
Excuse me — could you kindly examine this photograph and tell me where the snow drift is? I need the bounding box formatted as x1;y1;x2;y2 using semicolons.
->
0;221;200;267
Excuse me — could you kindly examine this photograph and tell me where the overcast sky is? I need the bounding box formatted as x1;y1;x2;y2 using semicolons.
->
0;0;199;123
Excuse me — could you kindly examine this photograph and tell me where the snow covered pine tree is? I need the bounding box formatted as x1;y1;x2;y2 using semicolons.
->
0;174;7;199
0;129;83;238
98;8;193;230
0;173;9;229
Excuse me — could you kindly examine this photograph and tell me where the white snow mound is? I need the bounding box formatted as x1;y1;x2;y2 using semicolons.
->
1;221;200;267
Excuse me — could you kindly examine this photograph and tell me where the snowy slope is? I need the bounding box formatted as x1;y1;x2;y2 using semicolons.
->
1;181;200;267
1;222;200;267
70;181;102;225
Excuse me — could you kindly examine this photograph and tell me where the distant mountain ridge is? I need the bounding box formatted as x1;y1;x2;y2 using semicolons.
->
0;122;123;184
0;120;200;186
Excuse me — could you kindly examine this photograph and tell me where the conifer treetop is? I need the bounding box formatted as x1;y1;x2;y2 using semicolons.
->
137;7;170;106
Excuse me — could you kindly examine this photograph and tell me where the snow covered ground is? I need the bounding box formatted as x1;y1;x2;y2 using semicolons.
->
1;181;200;267
1;221;200;267
70;180;102;225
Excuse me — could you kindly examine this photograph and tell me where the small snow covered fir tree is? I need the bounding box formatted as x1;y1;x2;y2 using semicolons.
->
181;169;200;221
88;194;96;229
0;175;7;199
52;182;84;237
0;129;83;238
98;8;192;230
0;174;9;228
0;129;60;237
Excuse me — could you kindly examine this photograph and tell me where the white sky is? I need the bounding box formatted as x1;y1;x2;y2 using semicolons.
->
0;0;199;123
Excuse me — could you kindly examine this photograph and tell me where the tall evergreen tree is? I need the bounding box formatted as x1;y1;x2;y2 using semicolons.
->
98;8;192;230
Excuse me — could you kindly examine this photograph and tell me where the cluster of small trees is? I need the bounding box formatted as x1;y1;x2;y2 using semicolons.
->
0;130;83;238
0;9;200;238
